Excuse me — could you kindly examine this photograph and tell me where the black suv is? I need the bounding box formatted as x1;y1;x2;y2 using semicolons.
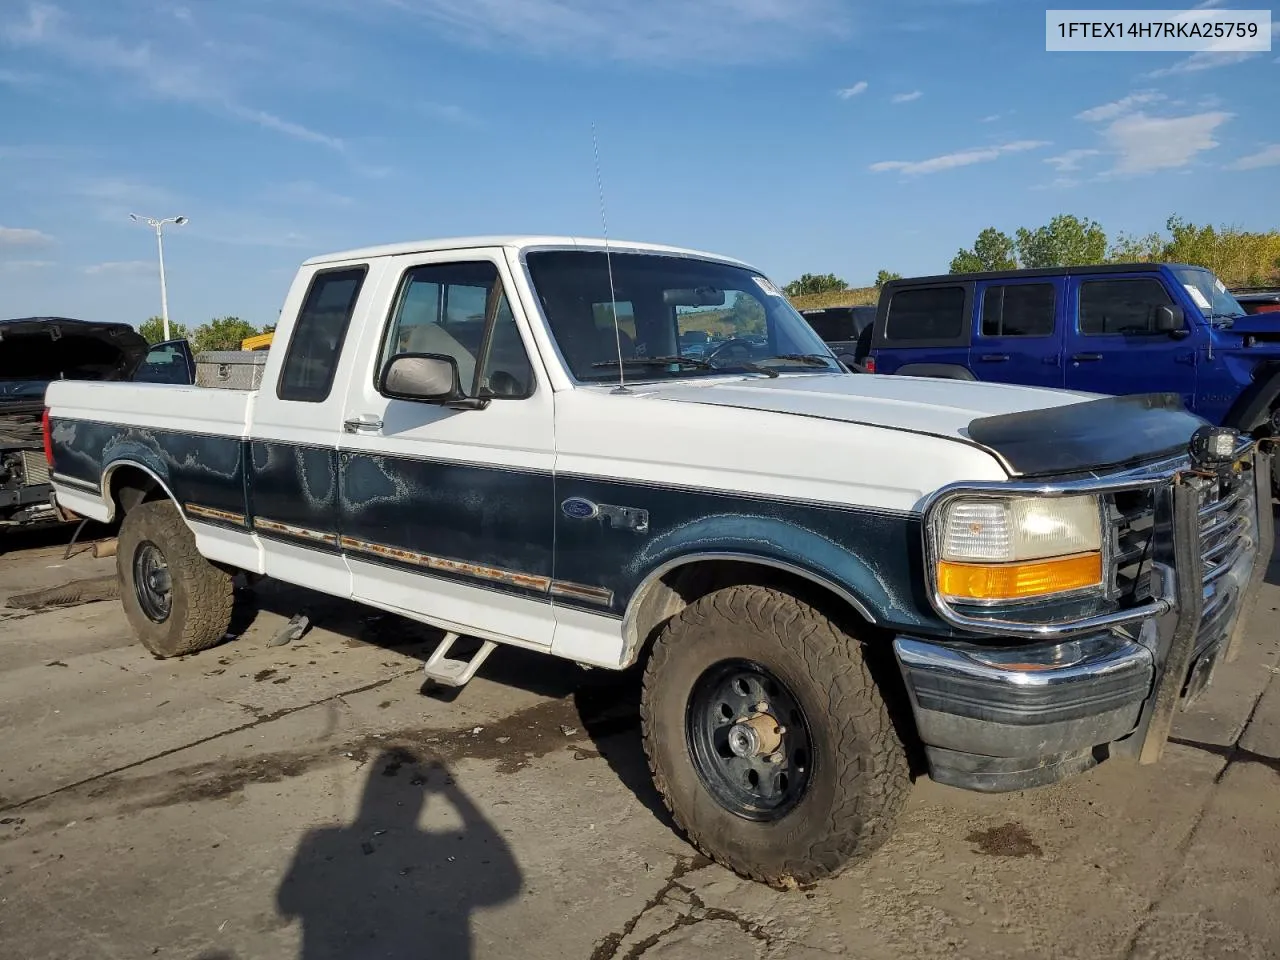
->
798;305;875;368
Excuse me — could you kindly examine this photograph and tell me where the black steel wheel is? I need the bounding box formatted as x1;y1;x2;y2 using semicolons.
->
117;500;235;658
132;540;173;623
641;583;911;886
685;659;812;821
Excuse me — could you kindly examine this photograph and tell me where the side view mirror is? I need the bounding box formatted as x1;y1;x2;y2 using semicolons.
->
379;353;488;410
1154;304;1186;336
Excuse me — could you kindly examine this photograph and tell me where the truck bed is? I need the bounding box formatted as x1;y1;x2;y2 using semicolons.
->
48;381;257;440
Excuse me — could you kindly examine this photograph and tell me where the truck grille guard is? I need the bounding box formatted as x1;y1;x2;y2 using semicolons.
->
921;443;1275;765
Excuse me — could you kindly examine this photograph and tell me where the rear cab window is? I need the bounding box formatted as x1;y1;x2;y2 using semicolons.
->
277;266;368;402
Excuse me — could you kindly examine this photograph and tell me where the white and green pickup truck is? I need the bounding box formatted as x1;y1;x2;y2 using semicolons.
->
42;235;1271;885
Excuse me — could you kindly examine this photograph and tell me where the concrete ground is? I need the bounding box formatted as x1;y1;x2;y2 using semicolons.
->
1;523;1279;960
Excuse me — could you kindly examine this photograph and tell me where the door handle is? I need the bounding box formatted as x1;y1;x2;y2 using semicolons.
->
343;414;384;433
1071;353;1103;362
978;353;1009;362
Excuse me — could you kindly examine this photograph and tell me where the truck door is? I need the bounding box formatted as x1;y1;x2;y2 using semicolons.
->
1064;274;1196;408
970;278;1064;388
335;250;557;648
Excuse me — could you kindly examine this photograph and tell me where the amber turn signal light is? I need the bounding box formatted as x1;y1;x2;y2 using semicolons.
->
937;552;1103;603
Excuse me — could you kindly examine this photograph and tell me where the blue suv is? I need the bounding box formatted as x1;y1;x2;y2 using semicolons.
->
865;263;1280;476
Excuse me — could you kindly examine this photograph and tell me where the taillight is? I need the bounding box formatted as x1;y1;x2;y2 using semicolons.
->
863;356;877;373
42;408;54;466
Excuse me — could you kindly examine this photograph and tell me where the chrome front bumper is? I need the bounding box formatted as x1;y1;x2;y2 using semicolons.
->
894;447;1274;793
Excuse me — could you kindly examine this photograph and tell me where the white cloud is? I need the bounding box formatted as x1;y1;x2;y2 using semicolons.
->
419;101;481;126
1045;148;1101;171
273;180;354;207
890;90;922;103
1101;111;1231;175
83;260;154;276
375;0;849;63
0;225;53;246
1075;91;1164;123
2;2;346;152
837;81;868;99
1145;50;1257;77
870;140;1050;176
224;104;344;151
0;67;43;86
1228;144;1280;171
0;259;55;271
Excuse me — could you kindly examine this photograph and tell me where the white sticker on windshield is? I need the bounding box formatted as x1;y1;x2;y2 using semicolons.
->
752;276;783;298
1214;277;1226;294
1184;284;1212;310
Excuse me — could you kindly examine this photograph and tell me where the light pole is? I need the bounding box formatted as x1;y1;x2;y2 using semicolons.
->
129;213;188;341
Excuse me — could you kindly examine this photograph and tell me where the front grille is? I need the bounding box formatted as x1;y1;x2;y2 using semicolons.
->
1108;488;1157;606
19;449;50;487
1108;465;1254;659
1191;469;1252;660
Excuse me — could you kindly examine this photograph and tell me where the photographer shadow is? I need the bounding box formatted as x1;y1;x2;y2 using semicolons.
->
276;748;520;960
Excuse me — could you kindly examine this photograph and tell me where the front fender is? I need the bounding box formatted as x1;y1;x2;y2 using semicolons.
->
625;512;938;633
1222;363;1280;433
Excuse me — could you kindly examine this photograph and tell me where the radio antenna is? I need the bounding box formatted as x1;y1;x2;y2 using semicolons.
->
592;121;628;395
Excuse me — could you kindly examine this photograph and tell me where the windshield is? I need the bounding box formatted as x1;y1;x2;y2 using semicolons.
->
524;250;841;382
1172;266;1247;320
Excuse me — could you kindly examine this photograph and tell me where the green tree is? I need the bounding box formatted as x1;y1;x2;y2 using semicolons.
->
1107;231;1164;264
1015;214;1107;268
727;292;766;336
875;269;902;286
950;227;1018;273
783;273;847;297
139;316;191;344
191;316;261;354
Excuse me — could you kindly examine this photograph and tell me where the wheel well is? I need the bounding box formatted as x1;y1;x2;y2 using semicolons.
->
625;559;883;668
107;465;168;519
624;557;924;775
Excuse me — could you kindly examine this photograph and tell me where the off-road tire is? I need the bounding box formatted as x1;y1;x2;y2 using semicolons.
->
641;584;910;886
117;500;234;658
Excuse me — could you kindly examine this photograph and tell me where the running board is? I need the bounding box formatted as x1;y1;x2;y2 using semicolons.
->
422;632;497;687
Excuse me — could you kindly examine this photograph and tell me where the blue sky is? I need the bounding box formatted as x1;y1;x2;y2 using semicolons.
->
1;0;1277;330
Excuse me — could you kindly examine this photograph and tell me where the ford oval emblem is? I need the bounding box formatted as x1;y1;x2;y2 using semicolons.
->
561;497;599;520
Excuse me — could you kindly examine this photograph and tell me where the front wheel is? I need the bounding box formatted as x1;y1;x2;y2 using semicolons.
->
117;500;235;658
640;584;910;886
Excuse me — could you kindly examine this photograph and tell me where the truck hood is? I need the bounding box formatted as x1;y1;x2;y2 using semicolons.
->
0;317;149;387
629;373;1206;477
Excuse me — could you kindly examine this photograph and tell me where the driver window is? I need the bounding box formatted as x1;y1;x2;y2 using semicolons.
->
380;261;534;400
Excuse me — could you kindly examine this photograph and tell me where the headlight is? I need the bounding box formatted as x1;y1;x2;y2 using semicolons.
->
934;494;1103;603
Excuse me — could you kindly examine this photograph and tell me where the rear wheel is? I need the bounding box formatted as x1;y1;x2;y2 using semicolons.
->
117;500;234;658
640;584;910;886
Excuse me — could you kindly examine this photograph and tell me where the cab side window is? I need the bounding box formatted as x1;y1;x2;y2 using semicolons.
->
1079;279;1173;336
380;261;534;400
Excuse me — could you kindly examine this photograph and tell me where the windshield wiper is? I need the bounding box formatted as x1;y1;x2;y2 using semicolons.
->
592;355;715;370
592;356;779;378
758;354;837;367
